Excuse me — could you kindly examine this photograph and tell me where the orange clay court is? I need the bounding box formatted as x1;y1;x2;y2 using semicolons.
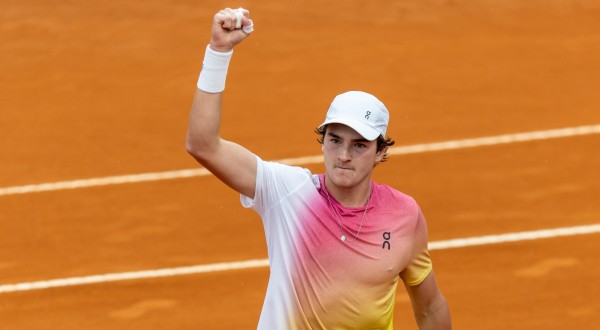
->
1;0;600;329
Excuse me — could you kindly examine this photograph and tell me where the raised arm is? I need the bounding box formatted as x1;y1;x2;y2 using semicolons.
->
186;8;257;198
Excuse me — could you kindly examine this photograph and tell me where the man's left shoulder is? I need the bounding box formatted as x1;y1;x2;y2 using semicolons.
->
375;183;419;208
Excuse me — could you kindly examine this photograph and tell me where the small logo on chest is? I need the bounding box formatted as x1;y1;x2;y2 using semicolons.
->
382;232;391;250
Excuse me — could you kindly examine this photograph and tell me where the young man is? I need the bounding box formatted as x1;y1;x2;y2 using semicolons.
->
186;7;451;329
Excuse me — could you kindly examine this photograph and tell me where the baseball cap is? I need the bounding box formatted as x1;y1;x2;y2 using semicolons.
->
318;91;390;141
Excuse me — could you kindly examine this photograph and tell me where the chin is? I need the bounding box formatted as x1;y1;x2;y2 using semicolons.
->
329;171;357;188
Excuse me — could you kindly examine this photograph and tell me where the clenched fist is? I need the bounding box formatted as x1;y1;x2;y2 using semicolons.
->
210;8;254;53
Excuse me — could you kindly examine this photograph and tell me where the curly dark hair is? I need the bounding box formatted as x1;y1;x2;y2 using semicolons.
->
315;124;395;163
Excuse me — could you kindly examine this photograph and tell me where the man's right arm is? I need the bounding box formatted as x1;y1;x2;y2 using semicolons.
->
185;8;258;198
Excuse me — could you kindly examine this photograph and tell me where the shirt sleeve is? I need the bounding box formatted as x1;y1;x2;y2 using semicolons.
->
399;206;433;286
240;156;313;217
240;155;265;212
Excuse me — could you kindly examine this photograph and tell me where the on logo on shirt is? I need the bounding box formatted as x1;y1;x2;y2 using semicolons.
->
382;232;391;250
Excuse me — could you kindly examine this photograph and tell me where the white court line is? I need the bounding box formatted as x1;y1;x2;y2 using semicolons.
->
1;124;600;197
1;224;599;294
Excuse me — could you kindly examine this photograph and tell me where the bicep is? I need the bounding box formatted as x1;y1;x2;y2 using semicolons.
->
402;207;452;328
405;270;442;312
405;271;451;328
404;208;440;310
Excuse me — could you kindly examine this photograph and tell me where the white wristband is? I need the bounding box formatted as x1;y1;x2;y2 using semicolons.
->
197;45;233;93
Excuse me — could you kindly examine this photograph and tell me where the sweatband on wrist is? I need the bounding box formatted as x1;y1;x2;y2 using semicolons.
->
197;45;233;93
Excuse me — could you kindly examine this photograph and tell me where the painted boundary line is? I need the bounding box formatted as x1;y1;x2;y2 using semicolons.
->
1;224;599;294
1;124;600;197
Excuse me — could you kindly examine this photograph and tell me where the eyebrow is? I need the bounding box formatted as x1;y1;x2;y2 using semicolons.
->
326;132;370;143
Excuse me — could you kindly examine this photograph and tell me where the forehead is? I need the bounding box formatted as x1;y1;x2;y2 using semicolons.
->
326;123;369;141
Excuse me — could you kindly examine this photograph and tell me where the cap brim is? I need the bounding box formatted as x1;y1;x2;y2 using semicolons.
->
319;116;381;141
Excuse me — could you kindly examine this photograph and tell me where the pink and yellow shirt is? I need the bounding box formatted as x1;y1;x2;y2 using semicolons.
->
241;158;432;329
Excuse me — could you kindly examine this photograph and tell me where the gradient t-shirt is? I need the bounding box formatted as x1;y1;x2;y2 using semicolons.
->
241;158;432;329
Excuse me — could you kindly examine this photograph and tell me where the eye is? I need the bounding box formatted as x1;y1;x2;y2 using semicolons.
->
329;138;341;144
354;143;367;149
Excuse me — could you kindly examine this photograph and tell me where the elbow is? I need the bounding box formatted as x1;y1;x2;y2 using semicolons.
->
185;134;207;162
185;133;219;163
185;139;199;159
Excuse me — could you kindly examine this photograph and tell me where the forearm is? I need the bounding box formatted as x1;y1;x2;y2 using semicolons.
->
185;88;223;158
186;43;233;159
416;295;452;330
186;8;252;160
183;8;257;197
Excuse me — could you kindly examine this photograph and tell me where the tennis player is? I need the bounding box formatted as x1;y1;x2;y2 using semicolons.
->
186;7;451;329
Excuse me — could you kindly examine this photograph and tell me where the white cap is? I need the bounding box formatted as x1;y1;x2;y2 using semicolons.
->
318;91;389;141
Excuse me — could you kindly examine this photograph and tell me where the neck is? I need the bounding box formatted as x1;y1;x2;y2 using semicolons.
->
324;175;372;207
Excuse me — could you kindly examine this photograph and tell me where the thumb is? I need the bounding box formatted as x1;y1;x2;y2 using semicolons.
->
241;18;254;34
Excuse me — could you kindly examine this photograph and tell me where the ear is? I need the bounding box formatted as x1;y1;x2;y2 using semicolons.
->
375;146;387;163
321;144;325;151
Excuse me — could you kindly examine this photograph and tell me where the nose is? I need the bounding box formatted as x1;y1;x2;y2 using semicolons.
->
337;145;352;162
